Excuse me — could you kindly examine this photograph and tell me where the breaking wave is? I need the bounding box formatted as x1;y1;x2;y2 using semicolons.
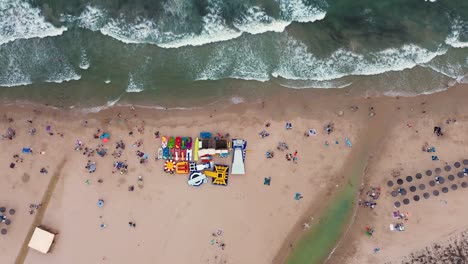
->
445;19;468;48
0;0;67;46
272;38;447;81
75;0;326;48
126;74;144;93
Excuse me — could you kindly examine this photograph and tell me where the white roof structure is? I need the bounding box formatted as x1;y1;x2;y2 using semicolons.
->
28;227;55;254
231;139;246;175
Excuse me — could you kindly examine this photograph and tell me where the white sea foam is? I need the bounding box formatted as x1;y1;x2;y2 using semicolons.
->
76;0;326;49
77;5;106;31
126;74;144;93
277;0;327;23
196;39;269;81
158;2;243;48
272;37;447;81
79;49;90;70
81;96;121;113
445;19;468;48
230;96;245;104
233;6;291;35
0;58;32;87
0;0;67;46
45;72;81;83
105;79;111;84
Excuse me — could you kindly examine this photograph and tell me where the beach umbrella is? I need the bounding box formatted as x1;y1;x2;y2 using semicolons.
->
5;219;11;225
8;209;15;215
102;138;109;143
97;199;105;207
0;207;5;213
1;229;7;235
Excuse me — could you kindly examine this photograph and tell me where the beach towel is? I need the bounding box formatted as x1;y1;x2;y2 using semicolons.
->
264;177;271;186
22;147;32;154
200;132;212;139
346;138;352;147
308;129;317;136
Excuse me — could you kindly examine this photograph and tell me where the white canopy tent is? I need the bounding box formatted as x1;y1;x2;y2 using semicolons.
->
28;227;55;254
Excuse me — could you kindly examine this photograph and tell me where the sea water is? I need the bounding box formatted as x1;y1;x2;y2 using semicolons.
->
0;0;467;108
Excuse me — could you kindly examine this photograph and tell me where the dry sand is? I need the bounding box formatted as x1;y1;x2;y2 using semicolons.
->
1;84;468;264
328;84;468;264
0;90;362;264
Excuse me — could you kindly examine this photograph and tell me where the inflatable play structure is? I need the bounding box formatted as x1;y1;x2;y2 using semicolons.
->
188;171;207;186
157;148;163;160
231;139;246;175
164;160;175;174
204;165;229;186
193;137;199;161
176;161;189;174
161;136;194;162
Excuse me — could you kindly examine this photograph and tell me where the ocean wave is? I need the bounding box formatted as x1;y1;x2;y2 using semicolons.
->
126;74;144;93
278;0;327;23
77;5;106;31
0;0;67;46
76;0;326;48
0;58;32;87
272;37;447;81
445;19;468;48
196;38;270;81
233;6;291;35
45;73;81;83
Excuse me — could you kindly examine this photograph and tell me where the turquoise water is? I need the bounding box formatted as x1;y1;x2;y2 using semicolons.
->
0;0;467;107
286;149;368;264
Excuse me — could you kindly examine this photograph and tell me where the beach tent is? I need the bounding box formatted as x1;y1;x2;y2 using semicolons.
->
28;227;55;254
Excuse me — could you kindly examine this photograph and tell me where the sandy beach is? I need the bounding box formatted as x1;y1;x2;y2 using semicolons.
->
328;84;468;264
1;83;468;264
0;87;362;264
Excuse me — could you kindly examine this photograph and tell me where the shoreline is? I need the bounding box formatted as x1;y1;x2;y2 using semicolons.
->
0;76;465;112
